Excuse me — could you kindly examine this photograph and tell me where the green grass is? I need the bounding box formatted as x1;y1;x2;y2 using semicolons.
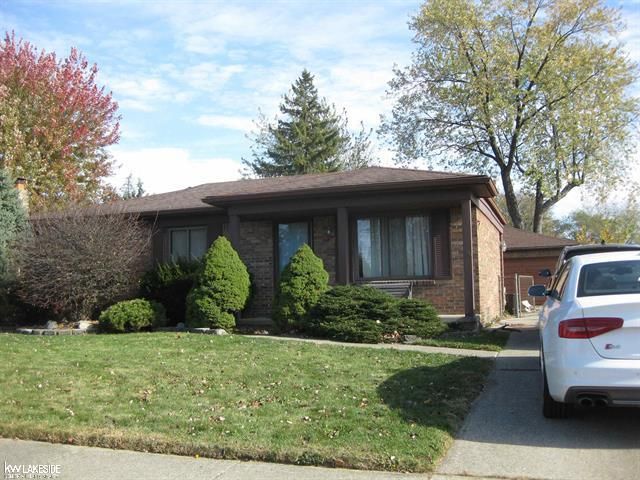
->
415;329;510;352
0;333;492;472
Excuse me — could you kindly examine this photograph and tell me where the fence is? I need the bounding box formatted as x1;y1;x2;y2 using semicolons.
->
514;274;536;318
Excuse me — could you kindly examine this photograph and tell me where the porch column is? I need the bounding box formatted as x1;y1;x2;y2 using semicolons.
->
336;207;350;284
228;213;240;250
461;199;476;318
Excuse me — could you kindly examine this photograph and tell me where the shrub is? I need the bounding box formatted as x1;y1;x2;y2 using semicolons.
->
99;299;166;333
273;244;329;332
306;286;397;343
0;169;27;286
185;236;250;330
306;285;444;343
140;259;201;325
14;204;151;321
391;298;446;338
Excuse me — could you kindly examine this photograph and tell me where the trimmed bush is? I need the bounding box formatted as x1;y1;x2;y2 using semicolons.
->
273;244;329;332
306;286;397;343
391;298;446;338
306;285;444;343
140;259;201;325
99;299;166;333
185;236;250;330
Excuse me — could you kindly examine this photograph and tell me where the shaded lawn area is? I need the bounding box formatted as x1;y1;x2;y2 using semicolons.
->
0;333;492;472
417;329;511;352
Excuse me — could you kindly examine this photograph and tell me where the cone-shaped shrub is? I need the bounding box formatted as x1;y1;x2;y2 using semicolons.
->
185;236;250;330
273;243;329;332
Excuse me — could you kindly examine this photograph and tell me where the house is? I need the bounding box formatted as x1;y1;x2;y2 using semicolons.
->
503;226;577;310
118;167;506;325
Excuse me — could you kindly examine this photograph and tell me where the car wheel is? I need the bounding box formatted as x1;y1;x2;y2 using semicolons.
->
542;366;568;419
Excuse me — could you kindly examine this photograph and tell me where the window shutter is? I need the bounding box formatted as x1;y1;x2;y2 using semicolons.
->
432;209;451;277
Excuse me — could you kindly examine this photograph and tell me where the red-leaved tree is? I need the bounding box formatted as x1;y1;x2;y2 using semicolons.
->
0;32;120;211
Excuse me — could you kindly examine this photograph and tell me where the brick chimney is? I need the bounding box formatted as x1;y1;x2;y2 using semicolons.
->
14;177;29;213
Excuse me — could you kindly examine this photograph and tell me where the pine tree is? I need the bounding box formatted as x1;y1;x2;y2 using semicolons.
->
185;236;250;330
0;169;27;284
121;174;145;199
243;70;372;177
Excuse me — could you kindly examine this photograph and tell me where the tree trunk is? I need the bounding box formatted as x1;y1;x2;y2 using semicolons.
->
532;181;545;233
500;168;524;229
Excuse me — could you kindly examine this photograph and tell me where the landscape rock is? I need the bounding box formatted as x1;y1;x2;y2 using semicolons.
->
191;328;210;333
212;328;228;336
45;321;58;330
403;335;419;344
76;320;96;331
16;328;32;335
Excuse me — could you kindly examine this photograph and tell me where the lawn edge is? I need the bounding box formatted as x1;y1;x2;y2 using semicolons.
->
0;422;431;473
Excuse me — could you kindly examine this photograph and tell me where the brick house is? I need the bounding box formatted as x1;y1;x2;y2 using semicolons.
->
119;167;506;325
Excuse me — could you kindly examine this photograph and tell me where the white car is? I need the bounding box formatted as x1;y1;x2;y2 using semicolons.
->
529;250;640;418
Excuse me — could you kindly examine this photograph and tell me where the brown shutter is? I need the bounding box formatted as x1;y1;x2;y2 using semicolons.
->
431;209;451;278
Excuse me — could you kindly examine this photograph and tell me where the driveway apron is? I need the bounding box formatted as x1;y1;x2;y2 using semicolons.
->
434;326;640;480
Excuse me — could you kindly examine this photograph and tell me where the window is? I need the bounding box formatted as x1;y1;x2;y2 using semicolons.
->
550;262;571;300
578;260;640;297
277;222;310;272
170;227;207;261
356;215;431;279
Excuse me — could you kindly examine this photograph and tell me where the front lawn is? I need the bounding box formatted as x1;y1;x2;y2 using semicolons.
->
0;333;492;472
417;329;511;352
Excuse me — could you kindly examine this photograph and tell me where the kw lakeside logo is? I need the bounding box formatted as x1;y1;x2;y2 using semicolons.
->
4;461;61;479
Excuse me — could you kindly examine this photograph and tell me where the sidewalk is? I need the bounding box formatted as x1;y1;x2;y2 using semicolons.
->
245;334;499;358
0;438;428;480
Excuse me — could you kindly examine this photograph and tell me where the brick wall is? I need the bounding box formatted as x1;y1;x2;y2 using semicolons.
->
237;216;337;317
236;208;504;322
475;207;503;323
412;207;466;314
237;220;274;318
312;215;336;284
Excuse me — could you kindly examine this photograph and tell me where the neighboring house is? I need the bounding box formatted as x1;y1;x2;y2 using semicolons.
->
503;226;577;305
118;167;506;325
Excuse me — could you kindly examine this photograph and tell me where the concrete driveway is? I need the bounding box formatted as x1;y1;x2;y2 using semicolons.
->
434;326;640;480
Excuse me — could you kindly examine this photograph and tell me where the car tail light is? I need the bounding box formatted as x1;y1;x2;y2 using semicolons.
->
558;317;624;339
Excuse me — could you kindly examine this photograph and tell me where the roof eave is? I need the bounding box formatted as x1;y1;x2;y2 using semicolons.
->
506;244;576;252
202;176;496;207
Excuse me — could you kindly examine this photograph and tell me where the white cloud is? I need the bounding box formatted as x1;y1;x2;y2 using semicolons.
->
109;147;243;194
107;76;177;112
183;35;226;55
197;114;254;132
179;62;244;92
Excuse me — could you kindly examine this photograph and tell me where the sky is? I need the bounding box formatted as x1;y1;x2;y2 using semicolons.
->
2;0;640;218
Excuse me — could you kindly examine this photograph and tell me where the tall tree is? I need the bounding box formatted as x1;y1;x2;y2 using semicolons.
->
381;0;638;232
495;192;568;236
243;70;373;177
120;174;145;200
0;169;27;284
558;196;640;244
0;32;120;211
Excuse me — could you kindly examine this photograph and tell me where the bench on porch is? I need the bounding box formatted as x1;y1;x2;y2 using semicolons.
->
363;281;413;299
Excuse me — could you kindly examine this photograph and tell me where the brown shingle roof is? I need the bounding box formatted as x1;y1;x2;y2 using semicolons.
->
503;225;577;251
114;167;496;215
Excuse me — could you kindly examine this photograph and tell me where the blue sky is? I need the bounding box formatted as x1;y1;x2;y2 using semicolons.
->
2;0;639;216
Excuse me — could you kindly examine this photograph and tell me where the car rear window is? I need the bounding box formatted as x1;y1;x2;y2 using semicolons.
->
577;260;640;297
